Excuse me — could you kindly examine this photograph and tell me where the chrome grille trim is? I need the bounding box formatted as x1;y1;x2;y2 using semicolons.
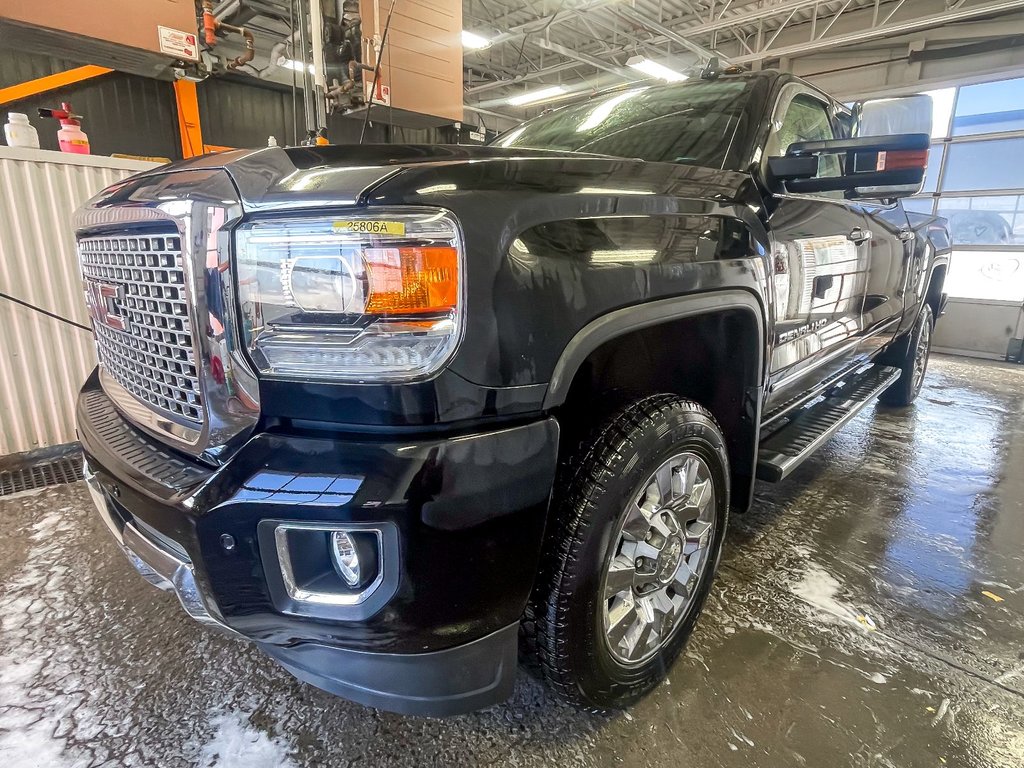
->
74;167;261;464
79;233;204;427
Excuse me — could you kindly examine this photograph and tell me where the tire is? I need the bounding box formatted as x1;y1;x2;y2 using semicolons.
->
879;303;933;407
524;394;730;711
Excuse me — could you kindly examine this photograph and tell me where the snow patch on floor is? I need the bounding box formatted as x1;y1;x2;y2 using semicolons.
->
0;504;95;767
195;710;297;768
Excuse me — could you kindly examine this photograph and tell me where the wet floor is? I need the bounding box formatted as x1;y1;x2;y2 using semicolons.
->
1;354;1022;767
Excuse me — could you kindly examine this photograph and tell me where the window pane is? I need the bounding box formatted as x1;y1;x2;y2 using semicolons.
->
903;197;934;215
937;196;1024;245
942;138;1024;191
775;95;840;177
945;250;1024;301
953;76;1024;136
921;144;943;193
922;88;955;139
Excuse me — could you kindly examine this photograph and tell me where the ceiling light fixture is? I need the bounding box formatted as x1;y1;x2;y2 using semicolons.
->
626;56;687;83
462;30;492;49
506;85;567;106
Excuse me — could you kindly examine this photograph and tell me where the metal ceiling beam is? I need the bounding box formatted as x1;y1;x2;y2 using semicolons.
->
731;0;1024;63
531;38;640;81
465;0;1024;105
463;104;521;122
669;0;853;38
615;5;728;62
474;71;629;110
464;60;586;95
480;0;622;47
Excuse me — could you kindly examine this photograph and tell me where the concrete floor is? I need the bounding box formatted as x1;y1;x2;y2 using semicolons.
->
1;354;1023;767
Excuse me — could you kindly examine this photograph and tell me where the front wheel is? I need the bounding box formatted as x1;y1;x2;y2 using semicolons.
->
880;303;933;407
525;395;730;711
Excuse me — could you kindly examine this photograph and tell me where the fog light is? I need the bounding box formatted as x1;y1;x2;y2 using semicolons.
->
330;531;361;587
261;521;396;619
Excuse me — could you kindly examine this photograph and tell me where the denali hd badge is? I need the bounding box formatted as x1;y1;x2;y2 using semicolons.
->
85;279;127;331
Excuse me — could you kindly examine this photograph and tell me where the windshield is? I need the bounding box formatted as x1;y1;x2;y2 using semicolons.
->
492;79;754;170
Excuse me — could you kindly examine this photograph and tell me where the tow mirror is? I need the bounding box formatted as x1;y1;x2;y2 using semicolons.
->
851;94;932;198
853;94;933;137
767;133;930;199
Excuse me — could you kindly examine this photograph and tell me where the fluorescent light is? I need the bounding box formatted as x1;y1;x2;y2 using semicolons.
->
280;57;314;73
507;85;567;106
626;56;687;82
577;88;647;131
462;30;492;49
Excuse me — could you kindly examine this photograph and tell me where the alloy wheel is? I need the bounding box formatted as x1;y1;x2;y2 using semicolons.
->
601;452;717;665
912;314;931;395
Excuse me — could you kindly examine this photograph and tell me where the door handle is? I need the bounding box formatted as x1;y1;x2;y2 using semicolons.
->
898;229;916;242
847;227;872;245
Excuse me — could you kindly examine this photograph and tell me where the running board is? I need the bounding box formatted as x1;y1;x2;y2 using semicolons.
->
757;364;901;482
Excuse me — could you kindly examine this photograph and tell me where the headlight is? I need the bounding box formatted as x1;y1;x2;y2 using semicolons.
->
236;208;463;382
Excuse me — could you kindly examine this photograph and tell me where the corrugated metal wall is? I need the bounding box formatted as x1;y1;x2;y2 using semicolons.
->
0;147;159;455
2;47;446;155
197;75;394;147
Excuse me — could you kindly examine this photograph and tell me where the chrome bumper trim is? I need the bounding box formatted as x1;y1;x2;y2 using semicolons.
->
83;462;238;635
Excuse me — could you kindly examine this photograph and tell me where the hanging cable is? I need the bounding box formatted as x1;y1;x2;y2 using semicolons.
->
0;291;91;332
360;0;398;144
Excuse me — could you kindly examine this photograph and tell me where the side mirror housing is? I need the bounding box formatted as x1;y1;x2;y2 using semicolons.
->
854;94;933;137
767;133;930;199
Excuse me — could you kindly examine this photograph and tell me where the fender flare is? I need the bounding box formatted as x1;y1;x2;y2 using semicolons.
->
923;253;951;316
542;290;768;410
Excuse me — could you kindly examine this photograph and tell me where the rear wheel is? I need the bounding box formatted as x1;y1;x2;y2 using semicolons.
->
880;303;933;406
525;395;729;711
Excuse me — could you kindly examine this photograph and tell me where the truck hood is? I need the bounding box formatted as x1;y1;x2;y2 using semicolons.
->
130;144;748;214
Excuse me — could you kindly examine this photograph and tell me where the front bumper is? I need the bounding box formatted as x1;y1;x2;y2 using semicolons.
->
84;463;236;633
78;370;558;715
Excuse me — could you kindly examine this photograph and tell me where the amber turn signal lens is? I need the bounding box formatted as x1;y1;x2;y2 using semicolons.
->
363;246;459;314
876;148;929;172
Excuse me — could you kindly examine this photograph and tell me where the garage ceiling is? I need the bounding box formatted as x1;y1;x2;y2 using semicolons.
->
6;0;1024;131
463;0;1024;124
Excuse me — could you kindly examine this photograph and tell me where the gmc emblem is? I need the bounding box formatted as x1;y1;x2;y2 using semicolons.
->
85;279;127;331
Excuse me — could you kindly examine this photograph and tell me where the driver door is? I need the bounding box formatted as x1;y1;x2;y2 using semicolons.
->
764;85;872;413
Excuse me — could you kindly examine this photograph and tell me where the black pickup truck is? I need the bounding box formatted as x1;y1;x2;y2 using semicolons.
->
75;69;949;716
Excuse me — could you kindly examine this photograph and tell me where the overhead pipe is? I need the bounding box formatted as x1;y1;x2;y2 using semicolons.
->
201;0;256;70
309;0;328;90
225;26;256;69
296;0;316;133
262;29;302;78
212;0;275;26
202;0;218;46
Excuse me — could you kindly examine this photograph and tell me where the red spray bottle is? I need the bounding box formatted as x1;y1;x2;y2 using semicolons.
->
37;102;90;155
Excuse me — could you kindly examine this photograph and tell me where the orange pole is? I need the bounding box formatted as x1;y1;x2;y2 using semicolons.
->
173;80;204;159
0;65;112;106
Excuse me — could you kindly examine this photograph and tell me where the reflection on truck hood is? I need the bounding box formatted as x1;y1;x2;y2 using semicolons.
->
132;144;749;215
134;144;625;214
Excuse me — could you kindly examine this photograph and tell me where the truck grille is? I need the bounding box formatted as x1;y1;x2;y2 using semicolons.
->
79;233;203;425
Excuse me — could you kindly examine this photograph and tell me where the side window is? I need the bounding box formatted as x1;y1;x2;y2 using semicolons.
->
767;92;843;186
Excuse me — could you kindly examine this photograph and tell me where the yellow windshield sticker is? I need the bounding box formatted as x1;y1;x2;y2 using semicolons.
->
333;220;406;236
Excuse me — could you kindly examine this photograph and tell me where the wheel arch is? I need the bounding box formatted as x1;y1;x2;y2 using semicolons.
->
544;290;768;513
924;258;949;320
